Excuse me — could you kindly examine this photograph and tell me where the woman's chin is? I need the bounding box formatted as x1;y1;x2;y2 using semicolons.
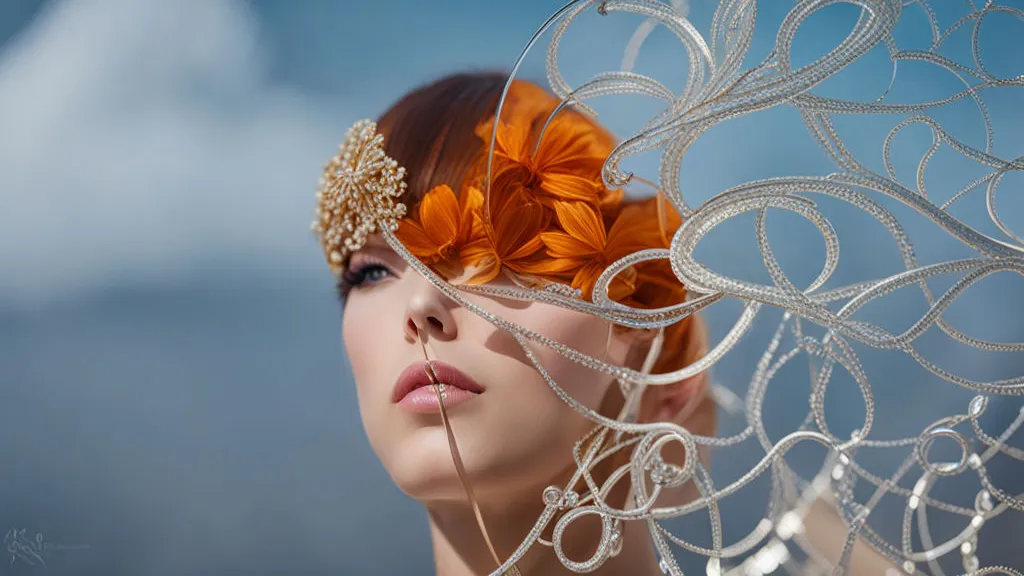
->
371;412;584;504
389;466;465;502
381;439;538;504
381;433;481;501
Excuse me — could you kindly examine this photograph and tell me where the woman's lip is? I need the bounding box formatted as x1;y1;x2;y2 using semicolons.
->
397;385;481;414
391;360;485;404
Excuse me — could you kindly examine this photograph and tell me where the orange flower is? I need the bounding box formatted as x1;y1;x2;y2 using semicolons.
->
387;81;688;308
456;171;551;284
395;184;482;278
533;200;661;300
474;95;614;205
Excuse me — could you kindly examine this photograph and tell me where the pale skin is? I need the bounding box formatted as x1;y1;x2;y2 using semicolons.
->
340;235;896;575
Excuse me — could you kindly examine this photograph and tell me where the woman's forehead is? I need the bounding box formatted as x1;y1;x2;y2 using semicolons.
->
350;234;404;264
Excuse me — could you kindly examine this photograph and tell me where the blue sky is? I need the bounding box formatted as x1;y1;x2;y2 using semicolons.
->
0;0;570;307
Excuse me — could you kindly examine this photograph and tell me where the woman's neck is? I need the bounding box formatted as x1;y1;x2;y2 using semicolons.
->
425;494;662;576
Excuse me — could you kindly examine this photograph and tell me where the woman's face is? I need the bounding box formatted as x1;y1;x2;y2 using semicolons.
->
340;235;635;504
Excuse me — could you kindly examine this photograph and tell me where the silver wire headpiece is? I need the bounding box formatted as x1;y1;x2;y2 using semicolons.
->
327;1;1024;573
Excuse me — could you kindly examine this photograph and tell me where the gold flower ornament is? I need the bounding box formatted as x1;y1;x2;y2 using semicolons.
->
312;119;408;272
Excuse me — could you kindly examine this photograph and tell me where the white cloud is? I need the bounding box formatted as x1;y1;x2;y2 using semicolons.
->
0;0;343;307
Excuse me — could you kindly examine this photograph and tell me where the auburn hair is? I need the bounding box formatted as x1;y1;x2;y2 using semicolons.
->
375;71;708;382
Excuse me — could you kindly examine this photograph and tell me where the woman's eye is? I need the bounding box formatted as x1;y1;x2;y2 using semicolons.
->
343;263;394;290
360;265;392;284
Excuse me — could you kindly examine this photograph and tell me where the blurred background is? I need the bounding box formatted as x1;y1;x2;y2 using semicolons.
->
1;0;1022;574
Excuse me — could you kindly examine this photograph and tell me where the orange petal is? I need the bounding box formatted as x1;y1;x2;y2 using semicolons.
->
459;237;502;284
571;261;606;300
460;234;495;262
493;191;549;259
461;258;502;285
506;235;546;262
395;220;442;260
498;123;530;164
517;256;586;275
458;185;484;245
506;80;559;121
420;184;460;246
476;116;532;166
432;258;464;281
535;113;611;174
539;231;597;259
552;201;606;252
604;198;675;260
541;172;601;202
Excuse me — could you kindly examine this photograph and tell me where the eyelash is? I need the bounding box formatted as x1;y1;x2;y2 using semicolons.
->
337;259;395;299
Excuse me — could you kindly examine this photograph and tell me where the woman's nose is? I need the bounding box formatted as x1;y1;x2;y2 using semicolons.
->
403;283;458;342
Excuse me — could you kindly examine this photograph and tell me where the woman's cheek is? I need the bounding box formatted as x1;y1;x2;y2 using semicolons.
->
507;305;614;411
342;297;391;411
342;303;370;371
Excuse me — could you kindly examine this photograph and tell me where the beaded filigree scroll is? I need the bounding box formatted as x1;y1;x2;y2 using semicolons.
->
470;1;1023;574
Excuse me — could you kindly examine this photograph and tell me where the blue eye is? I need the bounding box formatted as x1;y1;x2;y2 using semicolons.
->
338;262;394;298
356;265;392;284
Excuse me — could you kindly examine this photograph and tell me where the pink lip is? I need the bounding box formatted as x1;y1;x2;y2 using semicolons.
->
392;360;485;413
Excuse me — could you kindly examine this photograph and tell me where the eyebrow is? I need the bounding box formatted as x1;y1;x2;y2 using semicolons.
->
349;241;404;266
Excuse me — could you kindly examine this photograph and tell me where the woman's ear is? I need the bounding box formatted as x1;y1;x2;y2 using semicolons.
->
644;370;709;426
